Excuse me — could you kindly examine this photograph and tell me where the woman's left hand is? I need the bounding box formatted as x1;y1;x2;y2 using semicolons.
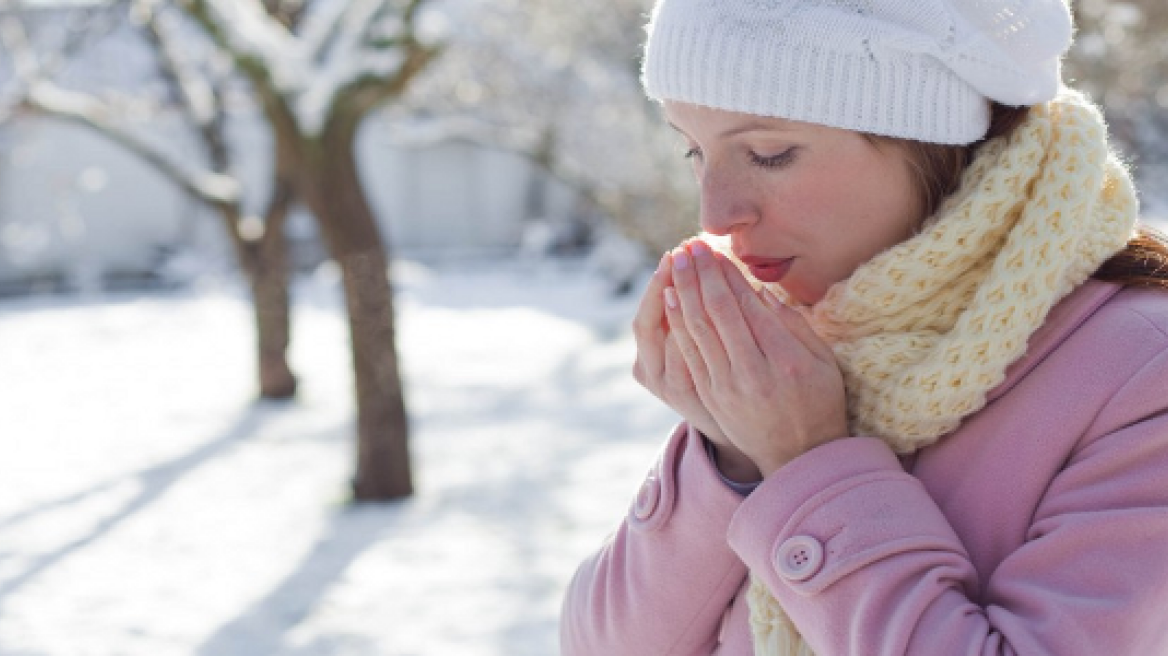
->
664;239;849;477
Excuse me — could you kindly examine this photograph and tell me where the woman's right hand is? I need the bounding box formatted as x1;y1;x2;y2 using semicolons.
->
633;249;762;483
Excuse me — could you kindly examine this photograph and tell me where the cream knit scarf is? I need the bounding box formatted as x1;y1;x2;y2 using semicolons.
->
713;89;1138;655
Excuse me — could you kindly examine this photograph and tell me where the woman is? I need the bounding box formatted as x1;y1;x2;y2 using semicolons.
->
561;1;1168;654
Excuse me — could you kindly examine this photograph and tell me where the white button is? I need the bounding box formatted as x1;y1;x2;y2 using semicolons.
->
774;535;824;582
633;476;660;520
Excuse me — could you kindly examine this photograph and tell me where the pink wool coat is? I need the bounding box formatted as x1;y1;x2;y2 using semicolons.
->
562;280;1168;655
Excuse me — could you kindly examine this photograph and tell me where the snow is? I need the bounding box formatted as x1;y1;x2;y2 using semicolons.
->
188;0;420;136
202;0;304;94
294;0;410;136
0;256;674;655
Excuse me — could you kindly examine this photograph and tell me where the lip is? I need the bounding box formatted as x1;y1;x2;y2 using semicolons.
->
738;255;793;283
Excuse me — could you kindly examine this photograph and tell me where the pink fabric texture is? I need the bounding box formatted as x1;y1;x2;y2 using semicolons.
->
561;280;1168;655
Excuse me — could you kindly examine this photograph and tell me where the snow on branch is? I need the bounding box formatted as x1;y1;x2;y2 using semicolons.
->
178;0;426;136
28;83;241;205
0;4;41;86
134;0;217;129
298;0;349;64
295;0;416;135
1;1;238;206
189;0;306;93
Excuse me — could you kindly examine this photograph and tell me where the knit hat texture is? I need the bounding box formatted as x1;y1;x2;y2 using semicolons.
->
642;0;1074;144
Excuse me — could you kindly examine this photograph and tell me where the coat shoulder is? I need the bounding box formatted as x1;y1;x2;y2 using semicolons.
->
1101;287;1168;342
1065;286;1168;437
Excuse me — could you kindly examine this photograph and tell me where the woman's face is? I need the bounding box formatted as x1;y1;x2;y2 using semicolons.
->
664;100;925;306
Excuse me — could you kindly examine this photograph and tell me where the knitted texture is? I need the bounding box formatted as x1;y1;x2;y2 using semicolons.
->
643;0;1073;144
710;88;1138;654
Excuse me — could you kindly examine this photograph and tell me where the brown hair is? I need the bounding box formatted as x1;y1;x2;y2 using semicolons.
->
877;103;1168;290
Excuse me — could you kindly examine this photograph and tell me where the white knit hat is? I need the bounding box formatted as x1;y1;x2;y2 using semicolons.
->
642;0;1074;144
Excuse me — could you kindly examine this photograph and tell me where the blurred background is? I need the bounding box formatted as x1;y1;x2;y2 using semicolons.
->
0;1;1164;654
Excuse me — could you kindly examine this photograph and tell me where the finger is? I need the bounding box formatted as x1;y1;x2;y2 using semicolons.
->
738;287;821;365
714;251;836;365
662;331;697;395
717;253;759;301
710;248;756;295
688;240;766;370
631;251;673;380
663;280;712;395
763;288;837;364
717;255;790;352
670;245;732;381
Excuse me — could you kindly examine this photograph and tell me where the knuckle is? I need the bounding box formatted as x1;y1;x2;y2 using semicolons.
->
686;315;716;342
782;360;810;379
704;291;737;320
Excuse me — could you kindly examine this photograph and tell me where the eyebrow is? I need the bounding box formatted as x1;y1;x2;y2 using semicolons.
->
667;120;795;140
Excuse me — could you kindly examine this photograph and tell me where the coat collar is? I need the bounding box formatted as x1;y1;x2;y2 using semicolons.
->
986;279;1122;403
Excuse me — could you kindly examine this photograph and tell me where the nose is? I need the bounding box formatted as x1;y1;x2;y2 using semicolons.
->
698;168;758;237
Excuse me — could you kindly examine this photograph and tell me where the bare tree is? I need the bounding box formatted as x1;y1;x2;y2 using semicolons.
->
172;0;440;500
0;0;298;399
3;0;440;500
138;0;301;399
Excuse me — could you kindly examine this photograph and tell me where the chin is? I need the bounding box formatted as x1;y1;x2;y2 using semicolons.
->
779;283;825;307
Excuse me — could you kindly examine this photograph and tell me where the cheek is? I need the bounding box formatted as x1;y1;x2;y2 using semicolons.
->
833;159;920;249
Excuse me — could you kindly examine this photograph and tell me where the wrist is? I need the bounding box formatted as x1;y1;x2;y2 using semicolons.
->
710;442;762;484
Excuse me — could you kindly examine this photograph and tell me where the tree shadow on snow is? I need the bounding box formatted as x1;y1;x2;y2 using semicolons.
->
419;346;677;656
193;502;401;656
0;403;276;613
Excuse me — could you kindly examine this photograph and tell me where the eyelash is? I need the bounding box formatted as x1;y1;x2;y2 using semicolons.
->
750;149;797;169
683;147;798;170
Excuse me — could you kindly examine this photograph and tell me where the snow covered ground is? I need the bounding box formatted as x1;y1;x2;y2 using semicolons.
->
5;213;1168;656
0;256;676;656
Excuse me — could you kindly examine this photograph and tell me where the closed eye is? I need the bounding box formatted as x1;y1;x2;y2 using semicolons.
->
750;148;797;169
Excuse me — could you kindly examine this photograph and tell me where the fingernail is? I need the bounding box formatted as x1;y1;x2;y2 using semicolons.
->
673;249;691;270
664;287;679;309
690;240;710;258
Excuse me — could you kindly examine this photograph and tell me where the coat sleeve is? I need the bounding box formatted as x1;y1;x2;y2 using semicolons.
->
561;422;749;656
727;347;1168;655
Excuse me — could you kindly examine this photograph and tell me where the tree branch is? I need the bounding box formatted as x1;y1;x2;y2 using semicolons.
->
261;0;305;30
176;0;300;94
27;82;241;206
0;0;41;87
1;0;239;208
336;38;440;121
135;0;218;129
298;0;349;64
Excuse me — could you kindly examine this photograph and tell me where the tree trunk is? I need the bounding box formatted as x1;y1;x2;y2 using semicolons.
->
298;117;413;501
220;199;298;401
251;207;297;400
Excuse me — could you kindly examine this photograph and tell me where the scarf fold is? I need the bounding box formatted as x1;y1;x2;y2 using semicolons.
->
713;88;1138;655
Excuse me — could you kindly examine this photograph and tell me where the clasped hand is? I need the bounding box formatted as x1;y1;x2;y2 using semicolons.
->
632;238;848;479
